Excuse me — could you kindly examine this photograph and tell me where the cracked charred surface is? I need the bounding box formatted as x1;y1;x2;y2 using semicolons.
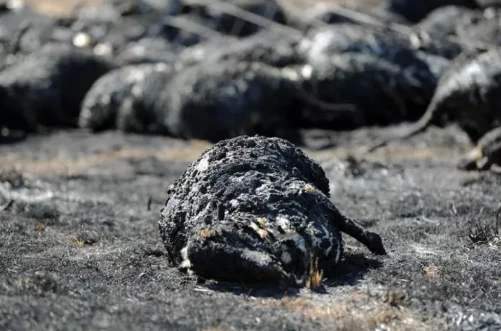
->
159;136;385;286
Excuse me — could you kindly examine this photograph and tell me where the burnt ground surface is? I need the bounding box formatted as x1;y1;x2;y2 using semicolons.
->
0;127;500;330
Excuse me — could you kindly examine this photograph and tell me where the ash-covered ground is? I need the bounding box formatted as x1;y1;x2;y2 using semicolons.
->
0;127;500;330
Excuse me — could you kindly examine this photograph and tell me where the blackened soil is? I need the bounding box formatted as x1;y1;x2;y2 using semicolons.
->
0;127;500;330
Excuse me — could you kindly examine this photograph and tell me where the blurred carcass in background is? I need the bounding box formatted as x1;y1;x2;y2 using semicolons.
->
1;0;501;168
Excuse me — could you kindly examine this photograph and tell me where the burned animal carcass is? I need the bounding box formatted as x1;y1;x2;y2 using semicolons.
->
159;136;386;285
79;63;174;134
80;59;299;140
294;24;456;130
368;47;501;152
294;52;442;130
0;44;112;131
158;59;298;141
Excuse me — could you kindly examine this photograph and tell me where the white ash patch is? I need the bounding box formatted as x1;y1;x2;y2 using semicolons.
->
196;155;210;172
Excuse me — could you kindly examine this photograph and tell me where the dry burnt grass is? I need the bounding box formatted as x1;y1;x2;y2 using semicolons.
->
0;126;500;330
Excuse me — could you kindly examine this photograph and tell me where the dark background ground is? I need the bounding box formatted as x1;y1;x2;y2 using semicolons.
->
0;125;500;330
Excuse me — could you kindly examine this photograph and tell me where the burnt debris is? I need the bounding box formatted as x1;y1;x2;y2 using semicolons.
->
159;136;386;286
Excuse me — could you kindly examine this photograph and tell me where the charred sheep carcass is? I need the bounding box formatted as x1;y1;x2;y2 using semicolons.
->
295;24;453;129
0;44;112;131
79;63;174;134
293;52;441;130
158;59;299;141
368;47;501;152
80;59;299;140
159;136;386;286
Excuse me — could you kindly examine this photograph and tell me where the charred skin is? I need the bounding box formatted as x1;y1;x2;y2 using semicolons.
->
159;136;386;286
